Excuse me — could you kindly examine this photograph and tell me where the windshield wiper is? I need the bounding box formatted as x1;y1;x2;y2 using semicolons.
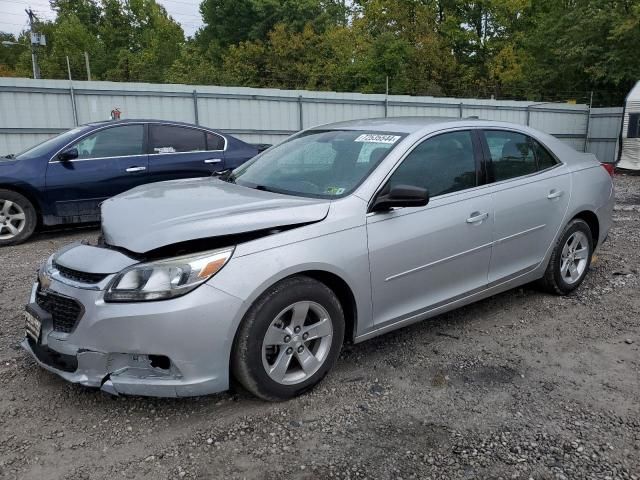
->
213;168;235;183
4;154;15;159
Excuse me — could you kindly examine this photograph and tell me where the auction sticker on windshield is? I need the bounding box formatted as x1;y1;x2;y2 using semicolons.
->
354;134;401;144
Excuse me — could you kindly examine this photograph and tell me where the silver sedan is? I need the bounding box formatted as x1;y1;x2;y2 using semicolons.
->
23;118;614;400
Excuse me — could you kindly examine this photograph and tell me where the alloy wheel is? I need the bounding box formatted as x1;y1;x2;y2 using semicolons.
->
261;301;334;385
0;200;26;240
560;231;590;284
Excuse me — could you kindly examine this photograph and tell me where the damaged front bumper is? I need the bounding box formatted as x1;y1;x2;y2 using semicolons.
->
22;270;246;397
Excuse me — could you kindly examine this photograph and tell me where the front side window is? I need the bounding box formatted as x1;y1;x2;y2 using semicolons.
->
484;130;536;181
150;125;205;154
386;130;477;197
231;130;404;198
73;125;144;159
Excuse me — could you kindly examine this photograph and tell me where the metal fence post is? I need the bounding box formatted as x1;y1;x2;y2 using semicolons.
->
583;91;593;152
384;76;389;117
526;105;531;126
298;95;304;130
66;56;78;126
192;89;199;126
459;102;463;118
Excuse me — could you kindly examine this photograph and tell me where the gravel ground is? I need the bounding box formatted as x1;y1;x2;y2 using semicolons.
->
1;175;639;480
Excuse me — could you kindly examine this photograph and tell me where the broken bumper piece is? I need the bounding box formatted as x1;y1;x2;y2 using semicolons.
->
21;276;246;397
21;337;222;397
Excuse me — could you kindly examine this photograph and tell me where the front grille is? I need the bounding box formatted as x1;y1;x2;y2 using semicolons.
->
35;289;83;333
54;262;107;284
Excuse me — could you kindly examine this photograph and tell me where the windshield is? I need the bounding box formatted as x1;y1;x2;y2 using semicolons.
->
232;130;405;198
13;127;85;160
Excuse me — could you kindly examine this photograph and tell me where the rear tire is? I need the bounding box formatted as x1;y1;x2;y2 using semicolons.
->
0;189;37;246
231;276;345;401
539;218;593;295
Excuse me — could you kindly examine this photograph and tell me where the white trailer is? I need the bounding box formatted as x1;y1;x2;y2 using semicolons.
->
618;80;640;170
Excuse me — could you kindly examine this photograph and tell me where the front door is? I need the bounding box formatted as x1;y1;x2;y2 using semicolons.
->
45;124;148;222
147;124;225;182
480;129;571;283
367;130;493;327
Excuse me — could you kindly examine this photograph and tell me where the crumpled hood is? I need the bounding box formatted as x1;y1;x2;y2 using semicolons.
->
101;178;331;253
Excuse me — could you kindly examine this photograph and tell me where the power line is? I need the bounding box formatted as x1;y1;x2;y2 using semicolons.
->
0;0;53;6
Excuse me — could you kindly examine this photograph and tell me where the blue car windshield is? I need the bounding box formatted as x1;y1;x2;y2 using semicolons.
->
232;130;405;199
14;127;85;160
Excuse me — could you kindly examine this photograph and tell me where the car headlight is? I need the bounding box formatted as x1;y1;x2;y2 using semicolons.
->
104;247;234;302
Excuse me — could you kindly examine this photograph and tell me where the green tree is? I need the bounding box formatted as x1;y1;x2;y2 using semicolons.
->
102;0;185;82
165;42;220;84
0;33;23;76
38;14;105;80
197;0;348;49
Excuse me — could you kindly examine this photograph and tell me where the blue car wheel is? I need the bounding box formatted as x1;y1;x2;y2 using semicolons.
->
0;189;37;246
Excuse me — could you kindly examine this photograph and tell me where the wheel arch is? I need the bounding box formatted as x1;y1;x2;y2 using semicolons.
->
294;270;358;343
571;210;599;246
229;267;359;351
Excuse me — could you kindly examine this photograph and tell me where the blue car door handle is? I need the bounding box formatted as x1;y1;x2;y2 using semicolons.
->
125;166;146;173
204;158;222;164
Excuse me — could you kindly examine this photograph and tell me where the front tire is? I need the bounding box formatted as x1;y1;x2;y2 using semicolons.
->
231;276;345;401
539;218;593;295
0;189;37;246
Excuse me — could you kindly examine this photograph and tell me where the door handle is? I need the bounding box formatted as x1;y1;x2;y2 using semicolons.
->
466;212;489;224
125;166;146;173
547;189;564;199
204;159;222;164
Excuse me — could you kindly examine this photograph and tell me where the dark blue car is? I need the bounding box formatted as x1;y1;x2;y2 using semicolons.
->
0;119;261;245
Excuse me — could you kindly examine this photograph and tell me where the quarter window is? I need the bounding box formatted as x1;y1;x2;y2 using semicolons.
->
149;125;205;153
73;125;144;159
484;130;536;181
532;139;558;170
206;132;225;151
387;130;477;197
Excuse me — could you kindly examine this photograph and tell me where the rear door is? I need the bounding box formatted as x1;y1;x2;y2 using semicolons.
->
45;124;147;221
147;124;225;182
480;129;571;283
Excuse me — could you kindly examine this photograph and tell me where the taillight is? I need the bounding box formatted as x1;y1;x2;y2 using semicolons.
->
601;163;615;177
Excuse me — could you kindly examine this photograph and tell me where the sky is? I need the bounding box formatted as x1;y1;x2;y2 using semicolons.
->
0;0;204;37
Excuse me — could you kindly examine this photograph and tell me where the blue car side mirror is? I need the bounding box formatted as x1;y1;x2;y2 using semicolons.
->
58;148;79;162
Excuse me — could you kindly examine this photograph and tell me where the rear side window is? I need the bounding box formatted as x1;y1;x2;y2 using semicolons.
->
150;125;205;153
73;125;144;159
532;139;558;170
206;132;225;151
388;130;477;197
484;130;536;181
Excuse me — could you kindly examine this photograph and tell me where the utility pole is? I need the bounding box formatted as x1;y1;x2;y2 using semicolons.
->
25;8;40;79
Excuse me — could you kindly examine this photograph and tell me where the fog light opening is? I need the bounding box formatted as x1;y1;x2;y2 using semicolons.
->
149;355;171;370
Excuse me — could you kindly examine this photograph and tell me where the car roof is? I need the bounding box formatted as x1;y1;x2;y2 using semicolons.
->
82;119;221;132
312;116;592;167
314;116;464;134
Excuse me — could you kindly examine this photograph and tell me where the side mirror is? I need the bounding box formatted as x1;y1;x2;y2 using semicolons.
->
371;184;429;212
58;148;78;162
